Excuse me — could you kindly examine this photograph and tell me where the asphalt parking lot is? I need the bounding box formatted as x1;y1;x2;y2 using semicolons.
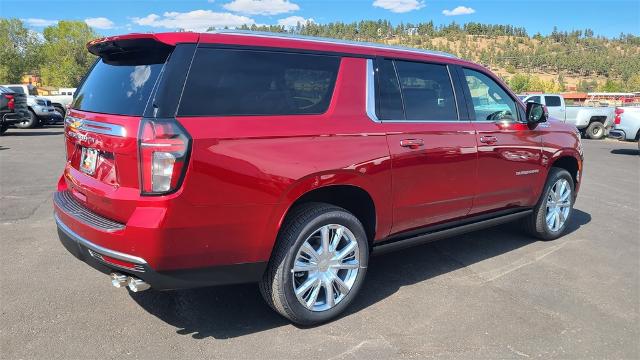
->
1;126;638;359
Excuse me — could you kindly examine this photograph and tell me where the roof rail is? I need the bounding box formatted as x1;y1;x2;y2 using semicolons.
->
210;29;457;59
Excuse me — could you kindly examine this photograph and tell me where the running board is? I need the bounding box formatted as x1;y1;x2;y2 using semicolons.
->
372;209;533;255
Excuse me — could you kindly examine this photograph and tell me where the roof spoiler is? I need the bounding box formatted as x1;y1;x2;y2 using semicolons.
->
87;33;199;63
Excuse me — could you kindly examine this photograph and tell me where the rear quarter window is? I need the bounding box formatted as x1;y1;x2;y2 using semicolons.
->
178;48;340;116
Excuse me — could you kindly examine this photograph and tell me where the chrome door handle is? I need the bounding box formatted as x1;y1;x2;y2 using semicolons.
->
400;139;424;149
480;136;498;144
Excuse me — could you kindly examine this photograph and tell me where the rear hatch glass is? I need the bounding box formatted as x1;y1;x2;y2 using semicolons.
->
72;59;163;116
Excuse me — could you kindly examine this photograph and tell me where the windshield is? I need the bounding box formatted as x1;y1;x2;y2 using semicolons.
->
71;59;164;116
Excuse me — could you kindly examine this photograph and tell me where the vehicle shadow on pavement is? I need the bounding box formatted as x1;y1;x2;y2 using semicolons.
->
610;148;640;156
129;208;591;339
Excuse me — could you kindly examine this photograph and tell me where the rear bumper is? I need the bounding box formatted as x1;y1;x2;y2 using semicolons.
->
54;198;267;290
1;112;24;126
37;111;63;123
608;129;626;140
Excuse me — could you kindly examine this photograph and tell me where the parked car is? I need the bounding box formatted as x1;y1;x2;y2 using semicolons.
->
0;86;29;135
54;31;583;325
521;94;614;139
608;106;640;150
42;87;76;117
1;84;63;128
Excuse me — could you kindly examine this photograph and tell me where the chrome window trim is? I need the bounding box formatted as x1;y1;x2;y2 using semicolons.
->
212;30;457;59
365;59;380;123
64;116;127;137
365;59;464;124
446;65;460;120
55;213;147;265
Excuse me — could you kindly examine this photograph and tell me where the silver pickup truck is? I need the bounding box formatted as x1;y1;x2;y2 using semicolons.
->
521;94;615;139
2;84;64;128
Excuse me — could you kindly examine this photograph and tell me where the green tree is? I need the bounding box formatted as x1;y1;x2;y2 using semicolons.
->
626;74;640;92
509;73;531;93
38;21;97;87
557;73;566;92
0;19;42;83
599;79;623;92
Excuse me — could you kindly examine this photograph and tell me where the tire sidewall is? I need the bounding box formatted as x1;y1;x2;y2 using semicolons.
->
538;169;575;238
15;111;38;129
280;209;369;324
587;122;604;139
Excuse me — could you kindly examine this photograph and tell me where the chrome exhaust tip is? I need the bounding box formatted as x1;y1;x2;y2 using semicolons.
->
127;277;150;292
110;273;128;288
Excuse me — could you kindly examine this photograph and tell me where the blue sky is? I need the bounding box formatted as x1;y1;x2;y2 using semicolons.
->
1;0;638;38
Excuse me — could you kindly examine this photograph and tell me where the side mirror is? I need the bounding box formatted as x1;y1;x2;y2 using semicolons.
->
526;102;548;124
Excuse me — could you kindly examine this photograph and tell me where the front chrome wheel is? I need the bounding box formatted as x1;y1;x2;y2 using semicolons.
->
292;224;360;312
545;178;572;232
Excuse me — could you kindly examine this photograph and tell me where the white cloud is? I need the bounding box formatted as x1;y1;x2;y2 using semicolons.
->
372;0;424;13
223;0;300;15
84;17;115;29
23;18;58;27
277;16;314;28
132;10;255;32
442;6;475;16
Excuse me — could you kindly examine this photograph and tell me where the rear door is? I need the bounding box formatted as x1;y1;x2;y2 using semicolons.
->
62;39;194;222
373;58;477;234
458;67;545;214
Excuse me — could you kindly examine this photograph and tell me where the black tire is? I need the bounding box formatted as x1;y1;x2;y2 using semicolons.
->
54;105;66;118
523;168;575;241
585;121;605;139
0;123;8;135
14;110;39;129
259;202;369;326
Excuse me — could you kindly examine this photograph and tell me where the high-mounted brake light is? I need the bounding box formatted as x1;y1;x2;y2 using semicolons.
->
614;107;624;125
138;118;191;195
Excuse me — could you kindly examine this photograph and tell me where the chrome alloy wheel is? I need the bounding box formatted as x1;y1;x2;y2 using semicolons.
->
291;224;360;312
545;178;572;232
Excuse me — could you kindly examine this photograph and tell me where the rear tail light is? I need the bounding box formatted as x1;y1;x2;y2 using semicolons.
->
138;118;191;195
614;107;624;125
4;94;14;111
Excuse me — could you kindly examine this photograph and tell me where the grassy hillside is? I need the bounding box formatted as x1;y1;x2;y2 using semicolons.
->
239;21;640;93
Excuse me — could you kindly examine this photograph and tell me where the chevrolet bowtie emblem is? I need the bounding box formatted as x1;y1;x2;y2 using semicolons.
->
69;120;83;130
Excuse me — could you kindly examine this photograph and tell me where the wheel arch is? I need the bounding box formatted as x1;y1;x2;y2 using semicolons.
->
285;184;377;247
549;152;581;186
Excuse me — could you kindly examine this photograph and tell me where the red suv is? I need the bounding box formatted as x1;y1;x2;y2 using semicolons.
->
54;31;583;325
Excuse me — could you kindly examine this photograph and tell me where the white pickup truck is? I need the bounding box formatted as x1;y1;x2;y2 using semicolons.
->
608;106;640;150
521;94;615;139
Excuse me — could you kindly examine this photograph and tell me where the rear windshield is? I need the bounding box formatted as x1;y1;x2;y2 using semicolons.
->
7;86;24;94
72;59;164;116
178;48;340;116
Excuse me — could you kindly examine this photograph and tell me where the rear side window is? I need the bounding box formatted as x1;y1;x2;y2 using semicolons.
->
376;59;404;120
72;59;164;116
179;49;340;116
394;60;457;121
545;96;562;107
